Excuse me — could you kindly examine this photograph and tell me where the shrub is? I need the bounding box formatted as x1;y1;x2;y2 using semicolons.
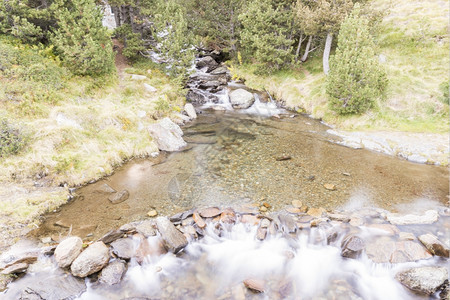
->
0;120;27;157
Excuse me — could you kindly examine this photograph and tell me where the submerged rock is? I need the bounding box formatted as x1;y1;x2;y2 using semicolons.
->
341;235;365;259
229;88;255;109
108;190;129;204
54;236;83;268
111;238;135;260
148;118;187;152
99;260;127;285
156;217;188;253
390;240;432;263
418;233;449;258
71;242;109;277
396;266;448;295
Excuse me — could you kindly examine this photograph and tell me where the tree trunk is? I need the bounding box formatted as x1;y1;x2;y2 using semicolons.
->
301;35;312;62
295;33;303;63
323;32;333;75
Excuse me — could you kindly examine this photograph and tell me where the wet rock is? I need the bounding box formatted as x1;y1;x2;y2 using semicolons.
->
243;278;265;293
193;212;206;229
291;200;302;208
181;217;195;226
156;217;188;253
349;217;364;227
148;117;187;152
210;66;228;75
143;83;157;93
341;235;365;259
396;266;448;295
367;223;400;235
108;189;129;204
418;234;449;258
199;207;221;218
186;89;219;105
390;241;432;263
220;208;237;224
310;218;328;227
147;210;158;217
1;262;28;275
54;236;83;268
184;103;197;119
196;56;218;71
71;241;110;277
399;232;416;241
307;207;326;218
260;218;271;228
386;210;439;225
99;260;126;285
111;238;135;260
324;183;336;191
326;227;339;244
136;220;157;237
99;230;125;244
256;227;267;240
95;183;116;194
278;214;297;233
0;250;39;270
241;214;259;225
229;88;255;109
366;236;396;263
327;213;350;223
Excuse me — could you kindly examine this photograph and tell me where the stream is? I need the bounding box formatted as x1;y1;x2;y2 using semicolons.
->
1;54;449;300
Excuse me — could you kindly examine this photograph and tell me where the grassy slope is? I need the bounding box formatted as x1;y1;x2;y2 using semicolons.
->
233;0;449;133
0;38;184;234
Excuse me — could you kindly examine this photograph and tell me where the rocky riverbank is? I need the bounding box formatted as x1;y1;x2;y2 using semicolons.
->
1;204;449;299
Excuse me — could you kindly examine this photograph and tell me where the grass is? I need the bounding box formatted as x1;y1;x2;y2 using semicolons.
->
232;0;449;133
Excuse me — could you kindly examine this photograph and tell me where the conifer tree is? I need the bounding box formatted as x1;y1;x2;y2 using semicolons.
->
51;0;114;76
326;4;387;115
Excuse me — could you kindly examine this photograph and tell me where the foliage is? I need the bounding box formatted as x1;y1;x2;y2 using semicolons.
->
0;119;28;157
51;0;114;76
326;5;387;114
114;24;145;61
439;81;449;105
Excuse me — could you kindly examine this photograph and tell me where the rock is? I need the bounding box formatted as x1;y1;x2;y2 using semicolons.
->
307;207;326;218
367;223;400;235
156;217;188;253
54;220;71;228
108;190;129;204
292;200;302;208
399;232;416;241
181;217;195;226
210;66;228;75
327;213;350;222
0;250;39;270
386;210;439;225
286;207;302;214
147;210;158;217
278;214;297;233
220;208;237;224
95;183;116;194
350;217;364;227
341;235;365;259
148;118;187;152
241;214;259;225
324;184;336;191
260;219;271;228
325;227;339;244
135;236;166;264
259;206;268;212
1;262;28;275
256;227;267;240
41;237;52;244
143;83;157;93
276;156;291;161
130;74;147;81
99;230;124;244
111;238;135;260
366;236;396;263
243;278;265;293
418;234;449;258
211;105;226;111
99;260;126;285
390;241;432;263
196;56;218;71
229;89;255;109
396;267;448;295
71;242;110;277
310;218;328;227
136;220;157;237
184;103;197;119
193;212;206;229
54;236;83;268
199;207;221;218
186;89;219;105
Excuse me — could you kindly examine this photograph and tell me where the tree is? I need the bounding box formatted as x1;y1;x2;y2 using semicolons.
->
51;0;114;76
326;4;387;115
239;0;293;73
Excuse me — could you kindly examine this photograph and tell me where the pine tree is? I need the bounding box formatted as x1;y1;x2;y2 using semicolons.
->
51;0;114;76
326;4;387;115
239;0;293;73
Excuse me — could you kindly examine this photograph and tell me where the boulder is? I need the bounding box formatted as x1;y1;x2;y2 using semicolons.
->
71;242;110;277
143;83;157;93
99;230;124;244
155;217;188;253
148;118;187;152
396;266;448;295
210;66;228;75
111;238;135;260
184;103;197;119
0;262;28;275
341;235;365;259
186;89;219;105
418;233;449;258
99;260;127;285
108;190;129;204
196;56;218;71
386;210;439;225
136;220;157;237
0;250;39;270
390;241;432;263
365;236;396;263
229;89;255;109
199;207;221;218
54;236;83;268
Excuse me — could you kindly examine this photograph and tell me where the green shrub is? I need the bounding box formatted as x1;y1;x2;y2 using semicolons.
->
439;81;449;105
0;120;28;157
114;25;145;61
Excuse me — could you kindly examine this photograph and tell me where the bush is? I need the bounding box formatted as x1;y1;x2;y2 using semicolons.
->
0;120;27;157
439;81;449;105
326;5;387;115
114;25;145;61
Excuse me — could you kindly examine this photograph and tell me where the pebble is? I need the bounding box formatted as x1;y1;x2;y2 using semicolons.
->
147;210;158;217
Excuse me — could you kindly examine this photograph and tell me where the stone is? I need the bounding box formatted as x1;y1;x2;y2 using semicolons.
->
418;234;449;258
386;210;439;225
229;88;255;109
99;260;126;285
156;217;188;253
54;236;83;268
367;223;400;235
220;208;236;224
99;230;124;244
184;103;197;119
199;207;221;218
148;118;187;152
130;74;147;81
210;66;228;75
41;237;52;244
260;219;271;228
1;262;28;275
95;183;116;194
307;207;326;218
349;217;364;227
147;210;158;217
396;267;448;295
324;184;336;191
71;242;110;277
256;227;267;240
327;213;350;222
286;207;302;214
366;236;396;263
136;220;157;237
326;227;339;244
399;232;416;241
193;212;206;229
135;236;166;264
291;200;302;208
108;190;129;204
111;238;135;260
310;218;328;227
341;235;365;259
278;214;297;233
0;250;39;270
241;214;259;225
196;56;218;71
143;83;157;93
390;241;432;263
259;206;268;212
243;278;265;293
